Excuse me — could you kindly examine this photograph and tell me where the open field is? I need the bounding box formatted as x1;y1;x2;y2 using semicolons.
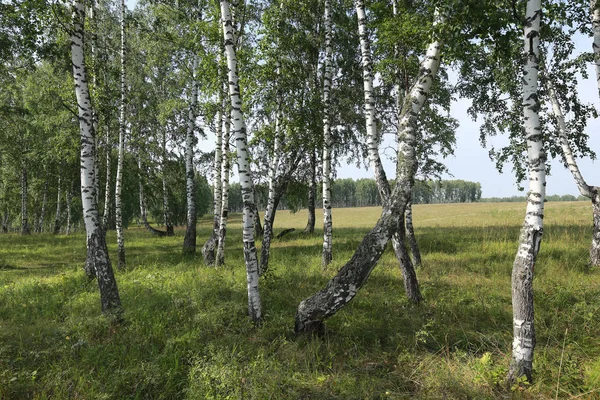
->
1;201;600;399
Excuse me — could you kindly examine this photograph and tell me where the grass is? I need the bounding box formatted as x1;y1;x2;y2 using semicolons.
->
1;201;600;399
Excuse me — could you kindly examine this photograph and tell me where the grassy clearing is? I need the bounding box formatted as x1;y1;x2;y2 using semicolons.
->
1;201;600;399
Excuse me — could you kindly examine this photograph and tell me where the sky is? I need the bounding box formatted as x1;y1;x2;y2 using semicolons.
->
334;63;600;199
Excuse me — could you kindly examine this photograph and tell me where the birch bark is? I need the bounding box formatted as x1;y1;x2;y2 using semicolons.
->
102;126;112;230
216;104;231;266
356;0;421;303
71;0;122;315
183;55;199;255
54;174;62;234
592;0;600;97
509;0;543;383
37;179;48;233
405;201;422;267
161;129;174;236
21;165;30;235
303;149;316;234
546;80;600;267
321;0;333;267
221;0;262;323
295;4;442;334
115;0;126;270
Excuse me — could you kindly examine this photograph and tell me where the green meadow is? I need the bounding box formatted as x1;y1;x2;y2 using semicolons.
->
1;201;600;399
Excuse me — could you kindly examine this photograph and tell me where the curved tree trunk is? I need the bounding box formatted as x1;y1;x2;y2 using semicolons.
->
509;0;543;384
71;0;122;315
115;0;126;270
183;55;199;255
303;149;316;234
357;0;421;303
221;0;262;324
321;0;333;268
216;106;230;266
21;165;30;235
295;2;442;334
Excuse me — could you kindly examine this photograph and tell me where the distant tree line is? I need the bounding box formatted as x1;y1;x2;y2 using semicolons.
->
480;194;588;203
227;178;483;213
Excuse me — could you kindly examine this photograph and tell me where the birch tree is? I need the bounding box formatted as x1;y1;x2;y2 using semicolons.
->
221;0;262;324
321;0;333;268
295;4;443;334
70;0;122;315
115;0;126;269
509;0;544;383
215;102;231;266
356;0;421;303
183;54;199;255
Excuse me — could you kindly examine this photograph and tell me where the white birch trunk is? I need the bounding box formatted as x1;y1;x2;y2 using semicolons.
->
66;184;72;235
303;149;316;234
295;5;443;334
216;104;230;266
21;165;30;235
546;80;600;266
162;128;174;236
356;0;421;303
54;174;62;234
221;0;262;324
183;55;199;254
321;0;333;267
103;126;112;230
115;0;126;270
259;91;283;275
37;179;48;233
202;80;224;265
592;0;600;97
71;0;121;315
509;0;543;383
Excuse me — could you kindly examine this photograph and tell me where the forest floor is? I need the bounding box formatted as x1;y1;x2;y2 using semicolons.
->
1;201;600;399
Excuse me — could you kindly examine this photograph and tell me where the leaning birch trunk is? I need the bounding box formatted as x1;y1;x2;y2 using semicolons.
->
295;3;442;334
356;0;421;303
183;55;199;255
221;0;262;324
161;129;174;236
54;174;62;234
321;0;333;267
70;0;122;315
509;0;544;384
21;165;30;235
114;0;126;270
546;80;600;267
215;106;231;266
405;200;422;267
303;149;316;234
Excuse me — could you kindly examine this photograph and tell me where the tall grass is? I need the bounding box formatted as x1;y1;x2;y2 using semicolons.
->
1;201;599;399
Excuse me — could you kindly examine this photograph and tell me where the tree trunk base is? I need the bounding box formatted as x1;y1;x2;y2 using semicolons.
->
591;190;600;267
202;235;217;266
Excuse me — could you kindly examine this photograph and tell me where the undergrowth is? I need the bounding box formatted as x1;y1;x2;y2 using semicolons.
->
1;202;599;399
